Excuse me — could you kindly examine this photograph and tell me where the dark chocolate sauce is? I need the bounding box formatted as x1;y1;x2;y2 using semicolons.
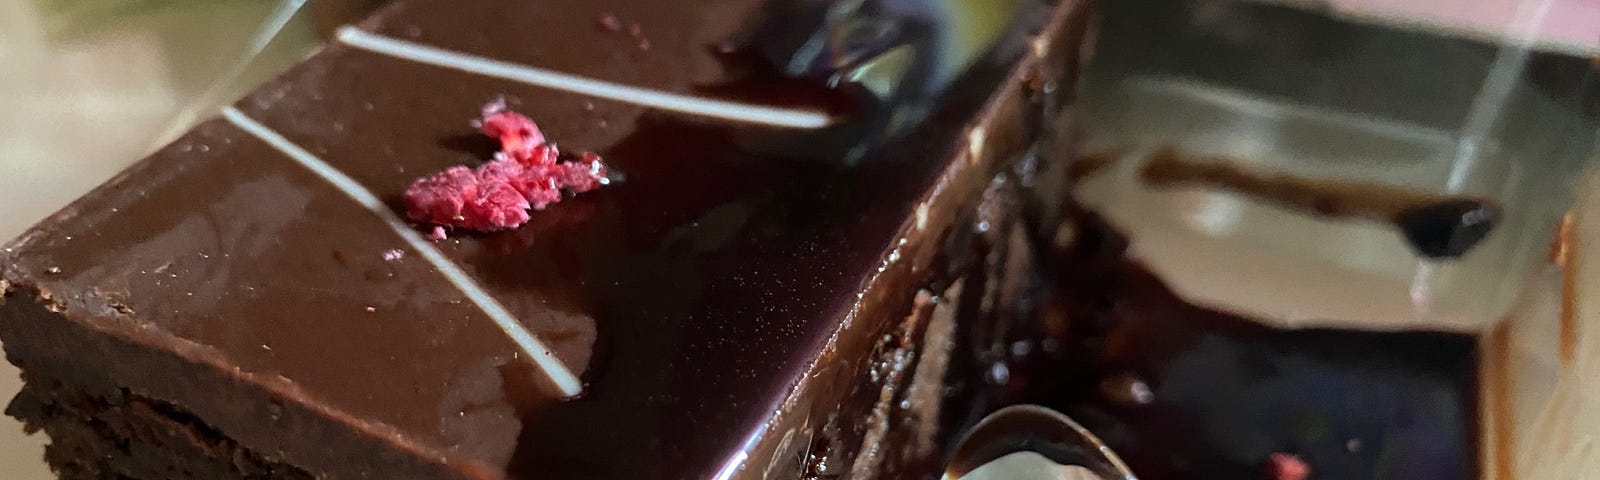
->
1392;199;1500;259
1139;147;1501;259
698;43;878;163
987;212;1483;480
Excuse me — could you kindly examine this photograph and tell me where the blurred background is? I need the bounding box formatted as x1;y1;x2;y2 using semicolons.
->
0;1;383;476
0;0;1593;478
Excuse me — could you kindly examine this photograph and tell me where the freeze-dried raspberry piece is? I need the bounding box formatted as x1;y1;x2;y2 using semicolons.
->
512;143;560;168
404;104;610;236
481;110;545;159
1267;453;1309;480
556;152;609;193
463;180;532;230
479;160;561;210
403;166;479;226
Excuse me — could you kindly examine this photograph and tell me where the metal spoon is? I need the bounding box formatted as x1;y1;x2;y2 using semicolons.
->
944;405;1138;480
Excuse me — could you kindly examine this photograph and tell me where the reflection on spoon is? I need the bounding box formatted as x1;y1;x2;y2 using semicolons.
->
960;452;1107;480
944;405;1137;480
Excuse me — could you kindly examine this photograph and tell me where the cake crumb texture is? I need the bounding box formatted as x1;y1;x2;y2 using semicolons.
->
6;374;311;480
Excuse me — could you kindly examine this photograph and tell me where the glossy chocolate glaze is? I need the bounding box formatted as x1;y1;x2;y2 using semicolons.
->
997;212;1481;480
0;0;1090;478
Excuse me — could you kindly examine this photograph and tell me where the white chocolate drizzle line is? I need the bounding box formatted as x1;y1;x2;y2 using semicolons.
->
222;107;583;397
335;26;833;129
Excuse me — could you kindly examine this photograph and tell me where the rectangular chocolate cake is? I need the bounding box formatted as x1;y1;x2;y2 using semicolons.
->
0;0;1093;478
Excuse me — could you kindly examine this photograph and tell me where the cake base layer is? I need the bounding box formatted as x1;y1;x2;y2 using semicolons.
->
0;285;470;480
7;376;310;480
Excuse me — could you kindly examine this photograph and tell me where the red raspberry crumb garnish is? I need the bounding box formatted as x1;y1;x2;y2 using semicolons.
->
404;104;610;235
521;143;561;168
464;180;532;230
481;110;545;160
557;152;610;193
1268;453;1310;480
404;166;480;226
597;13;622;32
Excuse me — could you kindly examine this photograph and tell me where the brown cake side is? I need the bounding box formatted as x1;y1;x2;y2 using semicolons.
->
0;279;468;479
6;336;315;480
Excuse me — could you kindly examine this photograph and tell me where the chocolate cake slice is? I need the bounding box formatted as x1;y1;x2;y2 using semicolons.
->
0;0;1094;478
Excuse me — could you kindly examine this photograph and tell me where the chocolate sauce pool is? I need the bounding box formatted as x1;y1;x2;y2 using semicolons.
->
964;212;1480;479
1139;147;1501;260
